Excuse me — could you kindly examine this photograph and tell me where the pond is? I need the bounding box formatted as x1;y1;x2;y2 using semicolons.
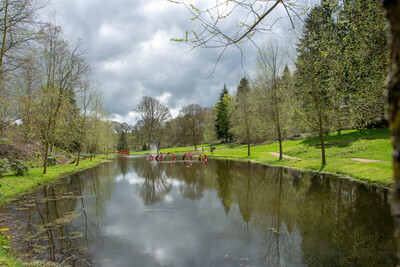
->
0;156;396;266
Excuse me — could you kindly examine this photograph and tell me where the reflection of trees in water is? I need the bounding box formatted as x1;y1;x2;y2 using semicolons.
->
297;174;396;266
118;157;134;177
140;173;172;205
177;164;205;200
1;160;118;265
143;158;208;201
217;160;234;215
237;162;252;223
252;167;300;266
134;158;172;205
219;161;396;266
3;158;396;266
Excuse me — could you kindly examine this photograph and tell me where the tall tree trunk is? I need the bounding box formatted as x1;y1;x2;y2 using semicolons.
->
43;109;54;174
277;115;282;160
0;0;9;72
76;148;81;166
247;127;250;156
44;140;49;174
319;120;326;165
384;0;400;258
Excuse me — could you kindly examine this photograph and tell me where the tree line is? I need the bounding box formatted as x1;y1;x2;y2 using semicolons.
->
130;0;387;166
0;0;116;173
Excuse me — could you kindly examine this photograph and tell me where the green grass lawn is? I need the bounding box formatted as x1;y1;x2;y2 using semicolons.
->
136;129;392;187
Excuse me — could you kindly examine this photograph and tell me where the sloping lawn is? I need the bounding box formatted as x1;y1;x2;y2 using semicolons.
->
133;129;392;186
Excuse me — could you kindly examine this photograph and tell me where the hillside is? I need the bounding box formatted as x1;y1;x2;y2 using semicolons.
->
152;129;392;187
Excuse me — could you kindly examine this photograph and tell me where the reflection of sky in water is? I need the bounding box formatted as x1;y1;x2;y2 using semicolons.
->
83;164;305;266
1;157;395;266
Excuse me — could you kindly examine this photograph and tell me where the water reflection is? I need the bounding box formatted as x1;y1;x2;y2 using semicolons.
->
0;157;396;266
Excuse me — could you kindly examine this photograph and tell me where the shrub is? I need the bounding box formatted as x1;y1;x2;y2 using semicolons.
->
0;228;10;251
11;159;30;176
47;153;59;166
33;152;41;160
142;143;148;151
0;158;10;177
26;161;35;168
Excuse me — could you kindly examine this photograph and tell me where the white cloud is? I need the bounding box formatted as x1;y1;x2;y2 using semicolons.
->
156;92;172;104
43;0;294;124
111;111;140;126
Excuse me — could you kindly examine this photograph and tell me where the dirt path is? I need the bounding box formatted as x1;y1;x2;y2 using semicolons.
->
349;158;390;164
269;152;303;161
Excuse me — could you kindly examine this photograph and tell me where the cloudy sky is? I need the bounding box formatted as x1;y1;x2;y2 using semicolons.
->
42;0;299;125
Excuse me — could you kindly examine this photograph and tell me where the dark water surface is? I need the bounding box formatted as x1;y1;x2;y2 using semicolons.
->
0;156;396;266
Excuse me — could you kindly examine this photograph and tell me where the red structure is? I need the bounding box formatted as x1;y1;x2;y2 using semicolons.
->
146;151;206;168
198;153;207;162
118;150;130;155
155;152;163;161
164;152;177;161
182;151;193;161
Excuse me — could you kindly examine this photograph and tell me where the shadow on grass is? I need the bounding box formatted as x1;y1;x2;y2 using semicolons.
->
300;129;389;149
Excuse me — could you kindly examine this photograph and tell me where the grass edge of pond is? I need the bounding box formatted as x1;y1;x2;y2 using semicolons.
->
208;156;393;190
0;154;115;266
135;129;393;189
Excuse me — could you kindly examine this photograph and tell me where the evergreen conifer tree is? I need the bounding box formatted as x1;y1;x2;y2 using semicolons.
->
215;84;231;142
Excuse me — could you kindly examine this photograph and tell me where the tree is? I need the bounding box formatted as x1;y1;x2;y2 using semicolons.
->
331;0;387;128
203;106;218;150
384;0;400;255
38;22;89;173
84;96;107;160
14;55;42;143
117;131;128;150
0;0;47;134
215;84;231;142
230;77;257;156
170;0;296;70
0;0;47;77
293;0;337;165
255;40;287;159
75;80;101;166
135;96;171;153
179;104;206;150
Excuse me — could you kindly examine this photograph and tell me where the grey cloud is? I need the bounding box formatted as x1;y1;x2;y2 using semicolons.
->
46;0;287;123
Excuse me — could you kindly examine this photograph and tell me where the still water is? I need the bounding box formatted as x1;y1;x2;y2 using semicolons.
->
0;156;396;266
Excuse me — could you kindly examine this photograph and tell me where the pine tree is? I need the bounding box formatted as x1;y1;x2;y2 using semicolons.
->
215;84;231;142
117;131;128;150
332;0;387;128
294;0;338;165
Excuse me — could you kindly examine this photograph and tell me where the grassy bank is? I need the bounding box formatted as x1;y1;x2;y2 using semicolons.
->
0;155;113;206
0;154;114;266
139;129;393;187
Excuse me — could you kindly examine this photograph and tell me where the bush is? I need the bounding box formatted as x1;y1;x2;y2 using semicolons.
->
33;152;41;160
26;161;35;168
142;143;148;151
47;153;59;166
0;158;10;177
11;159;30;176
